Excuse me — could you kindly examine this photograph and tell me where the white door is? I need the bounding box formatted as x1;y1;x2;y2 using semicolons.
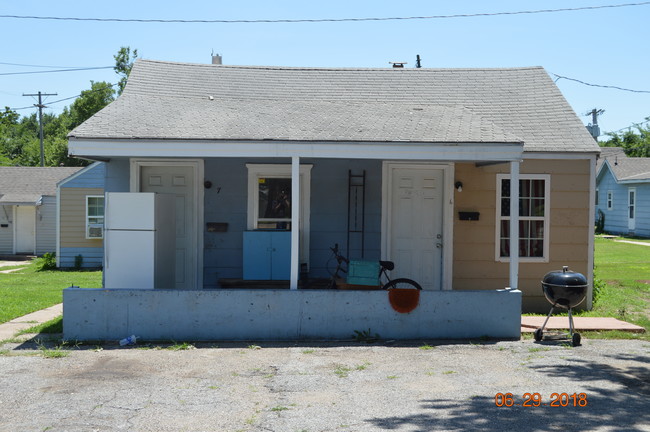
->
15;206;35;254
140;165;196;290
389;167;444;290
628;188;636;231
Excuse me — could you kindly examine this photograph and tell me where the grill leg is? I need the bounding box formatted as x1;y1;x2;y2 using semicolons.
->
539;303;556;332
568;308;575;336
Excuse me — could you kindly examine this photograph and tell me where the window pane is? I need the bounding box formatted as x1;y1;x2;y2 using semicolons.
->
520;179;531;198
531;199;544;217
500;239;510;257
519;198;530;216
501;198;510;217
531;180;545;198
501;179;510;198
529;239;544;257
531;220;544;238
519;220;530;238
258;178;291;219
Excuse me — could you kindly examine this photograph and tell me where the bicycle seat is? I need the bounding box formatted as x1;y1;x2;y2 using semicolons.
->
379;260;394;271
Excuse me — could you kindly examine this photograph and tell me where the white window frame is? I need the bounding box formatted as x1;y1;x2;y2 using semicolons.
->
495;174;550;263
246;164;312;264
607;190;613;210
628;187;636;230
85;195;105;239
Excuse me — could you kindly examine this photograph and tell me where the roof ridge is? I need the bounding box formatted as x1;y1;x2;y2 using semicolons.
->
135;58;546;72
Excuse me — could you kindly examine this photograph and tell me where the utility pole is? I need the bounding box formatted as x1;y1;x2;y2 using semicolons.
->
585;108;604;140
23;91;57;167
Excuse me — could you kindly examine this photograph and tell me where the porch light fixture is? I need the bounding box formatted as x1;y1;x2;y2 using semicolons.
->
455;181;463;192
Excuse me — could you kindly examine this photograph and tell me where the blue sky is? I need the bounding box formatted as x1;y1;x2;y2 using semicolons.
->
1;1;648;139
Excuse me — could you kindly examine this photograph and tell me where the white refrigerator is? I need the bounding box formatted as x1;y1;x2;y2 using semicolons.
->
103;192;176;289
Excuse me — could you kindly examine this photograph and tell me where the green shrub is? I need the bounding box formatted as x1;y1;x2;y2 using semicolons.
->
36;252;57;271
595;209;605;234
74;254;83;270
591;276;606;305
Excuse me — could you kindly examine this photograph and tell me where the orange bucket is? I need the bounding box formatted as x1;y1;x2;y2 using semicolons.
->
388;288;420;313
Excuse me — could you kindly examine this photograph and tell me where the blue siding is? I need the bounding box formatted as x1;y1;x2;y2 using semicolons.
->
202;158;382;288
60;162;106;189
596;166;650;237
59;247;103;268
104;158;131;192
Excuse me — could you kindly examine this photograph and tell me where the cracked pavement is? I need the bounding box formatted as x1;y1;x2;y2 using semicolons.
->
1;339;649;431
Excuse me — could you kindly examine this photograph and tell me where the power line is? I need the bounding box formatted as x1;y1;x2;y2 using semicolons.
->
0;61;103;68
607;117;650;134
553;74;650;94
0;66;113;76
8;83;118;112
0;2;648;24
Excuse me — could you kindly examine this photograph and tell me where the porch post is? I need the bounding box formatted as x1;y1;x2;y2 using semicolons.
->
290;156;300;290
509;160;520;290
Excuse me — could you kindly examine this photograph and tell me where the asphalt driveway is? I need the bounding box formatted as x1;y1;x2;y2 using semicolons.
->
0;339;648;431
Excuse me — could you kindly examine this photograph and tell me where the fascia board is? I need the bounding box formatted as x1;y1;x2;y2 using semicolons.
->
69;139;524;162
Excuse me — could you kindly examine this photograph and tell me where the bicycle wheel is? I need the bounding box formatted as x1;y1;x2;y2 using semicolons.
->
383;278;422;290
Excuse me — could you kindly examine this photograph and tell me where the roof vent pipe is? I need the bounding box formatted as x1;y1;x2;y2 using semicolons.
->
212;53;222;65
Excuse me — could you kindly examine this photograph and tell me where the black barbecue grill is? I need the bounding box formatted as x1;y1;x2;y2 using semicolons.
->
534;266;588;346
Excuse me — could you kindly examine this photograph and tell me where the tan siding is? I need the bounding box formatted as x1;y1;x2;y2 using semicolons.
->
60;188;104;248
452;159;591;312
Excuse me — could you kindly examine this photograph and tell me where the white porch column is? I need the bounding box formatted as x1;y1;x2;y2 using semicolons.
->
509;161;520;290
290;156;300;290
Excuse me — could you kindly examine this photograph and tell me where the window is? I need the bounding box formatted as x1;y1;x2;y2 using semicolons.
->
86;195;104;239
607;191;613;210
496;174;550;261
595;188;599;206
628;188;636;220
257;177;292;229
246;164;312;263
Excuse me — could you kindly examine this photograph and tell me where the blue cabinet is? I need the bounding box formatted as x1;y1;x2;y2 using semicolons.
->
243;231;291;280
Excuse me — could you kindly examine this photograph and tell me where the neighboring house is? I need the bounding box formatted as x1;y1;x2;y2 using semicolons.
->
0;167;82;256
596;147;650;237
56;162;106;268
63;60;600;341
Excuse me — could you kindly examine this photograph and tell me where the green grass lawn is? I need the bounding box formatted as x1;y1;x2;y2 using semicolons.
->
575;237;650;339
0;260;101;324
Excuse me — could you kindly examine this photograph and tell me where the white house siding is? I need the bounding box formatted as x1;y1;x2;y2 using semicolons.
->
0;205;13;254
35;197;57;255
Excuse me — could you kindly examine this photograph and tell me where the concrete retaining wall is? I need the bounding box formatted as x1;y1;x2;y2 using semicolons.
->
63;288;522;341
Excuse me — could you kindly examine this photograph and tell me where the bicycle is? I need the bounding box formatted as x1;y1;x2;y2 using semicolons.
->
327;243;422;290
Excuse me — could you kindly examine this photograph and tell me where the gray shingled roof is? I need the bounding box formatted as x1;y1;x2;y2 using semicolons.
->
69;60;599;153
0;167;83;204
598;147;650;182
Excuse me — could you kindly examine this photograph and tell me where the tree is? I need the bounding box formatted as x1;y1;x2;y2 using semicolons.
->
66;81;115;130
601;118;650;157
114;46;138;95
